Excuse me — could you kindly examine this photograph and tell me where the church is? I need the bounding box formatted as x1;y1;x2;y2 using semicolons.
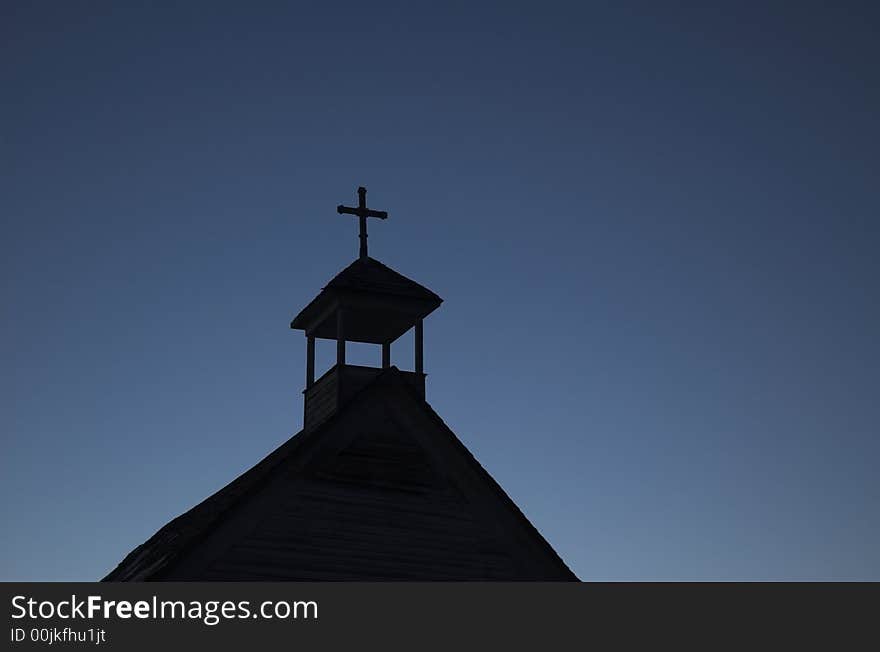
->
104;187;577;581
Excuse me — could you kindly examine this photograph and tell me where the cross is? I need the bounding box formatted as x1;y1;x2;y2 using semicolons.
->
336;186;388;259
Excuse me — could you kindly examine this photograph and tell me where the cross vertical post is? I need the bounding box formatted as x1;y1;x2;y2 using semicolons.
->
357;187;368;259
337;186;388;259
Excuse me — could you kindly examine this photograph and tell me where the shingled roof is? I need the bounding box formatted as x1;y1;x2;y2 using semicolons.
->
290;256;442;333
103;368;577;581
326;256;441;299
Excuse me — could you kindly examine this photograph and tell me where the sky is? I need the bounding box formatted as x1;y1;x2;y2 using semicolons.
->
2;1;878;581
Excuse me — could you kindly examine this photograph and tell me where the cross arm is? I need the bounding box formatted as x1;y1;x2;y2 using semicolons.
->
337;205;388;219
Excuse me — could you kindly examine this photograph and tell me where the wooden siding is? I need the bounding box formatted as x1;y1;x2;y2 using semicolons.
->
201;424;520;580
304;368;338;431
305;365;425;431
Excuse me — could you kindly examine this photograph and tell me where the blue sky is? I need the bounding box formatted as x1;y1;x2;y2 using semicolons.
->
2;1;878;580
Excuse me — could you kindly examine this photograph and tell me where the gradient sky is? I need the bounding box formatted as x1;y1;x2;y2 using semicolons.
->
2;1;878;581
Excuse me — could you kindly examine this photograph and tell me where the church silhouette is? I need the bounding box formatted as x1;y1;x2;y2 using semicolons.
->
104;187;577;581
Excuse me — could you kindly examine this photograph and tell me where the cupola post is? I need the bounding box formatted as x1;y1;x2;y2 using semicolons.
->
305;335;315;388
414;319;424;376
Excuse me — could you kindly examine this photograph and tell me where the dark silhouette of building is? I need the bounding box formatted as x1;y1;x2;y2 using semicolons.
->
104;188;577;581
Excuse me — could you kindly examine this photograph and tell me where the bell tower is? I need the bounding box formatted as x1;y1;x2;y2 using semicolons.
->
290;187;443;431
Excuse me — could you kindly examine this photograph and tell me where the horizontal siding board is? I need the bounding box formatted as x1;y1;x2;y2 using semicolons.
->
204;424;523;579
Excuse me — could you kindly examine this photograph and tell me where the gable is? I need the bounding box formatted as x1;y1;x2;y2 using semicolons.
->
104;371;577;581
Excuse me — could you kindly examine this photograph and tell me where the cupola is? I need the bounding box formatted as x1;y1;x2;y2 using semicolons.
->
290;187;442;430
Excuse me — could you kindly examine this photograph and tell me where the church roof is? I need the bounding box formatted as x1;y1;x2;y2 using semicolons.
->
102;368;577;581
325;256;442;301
290;257;442;340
